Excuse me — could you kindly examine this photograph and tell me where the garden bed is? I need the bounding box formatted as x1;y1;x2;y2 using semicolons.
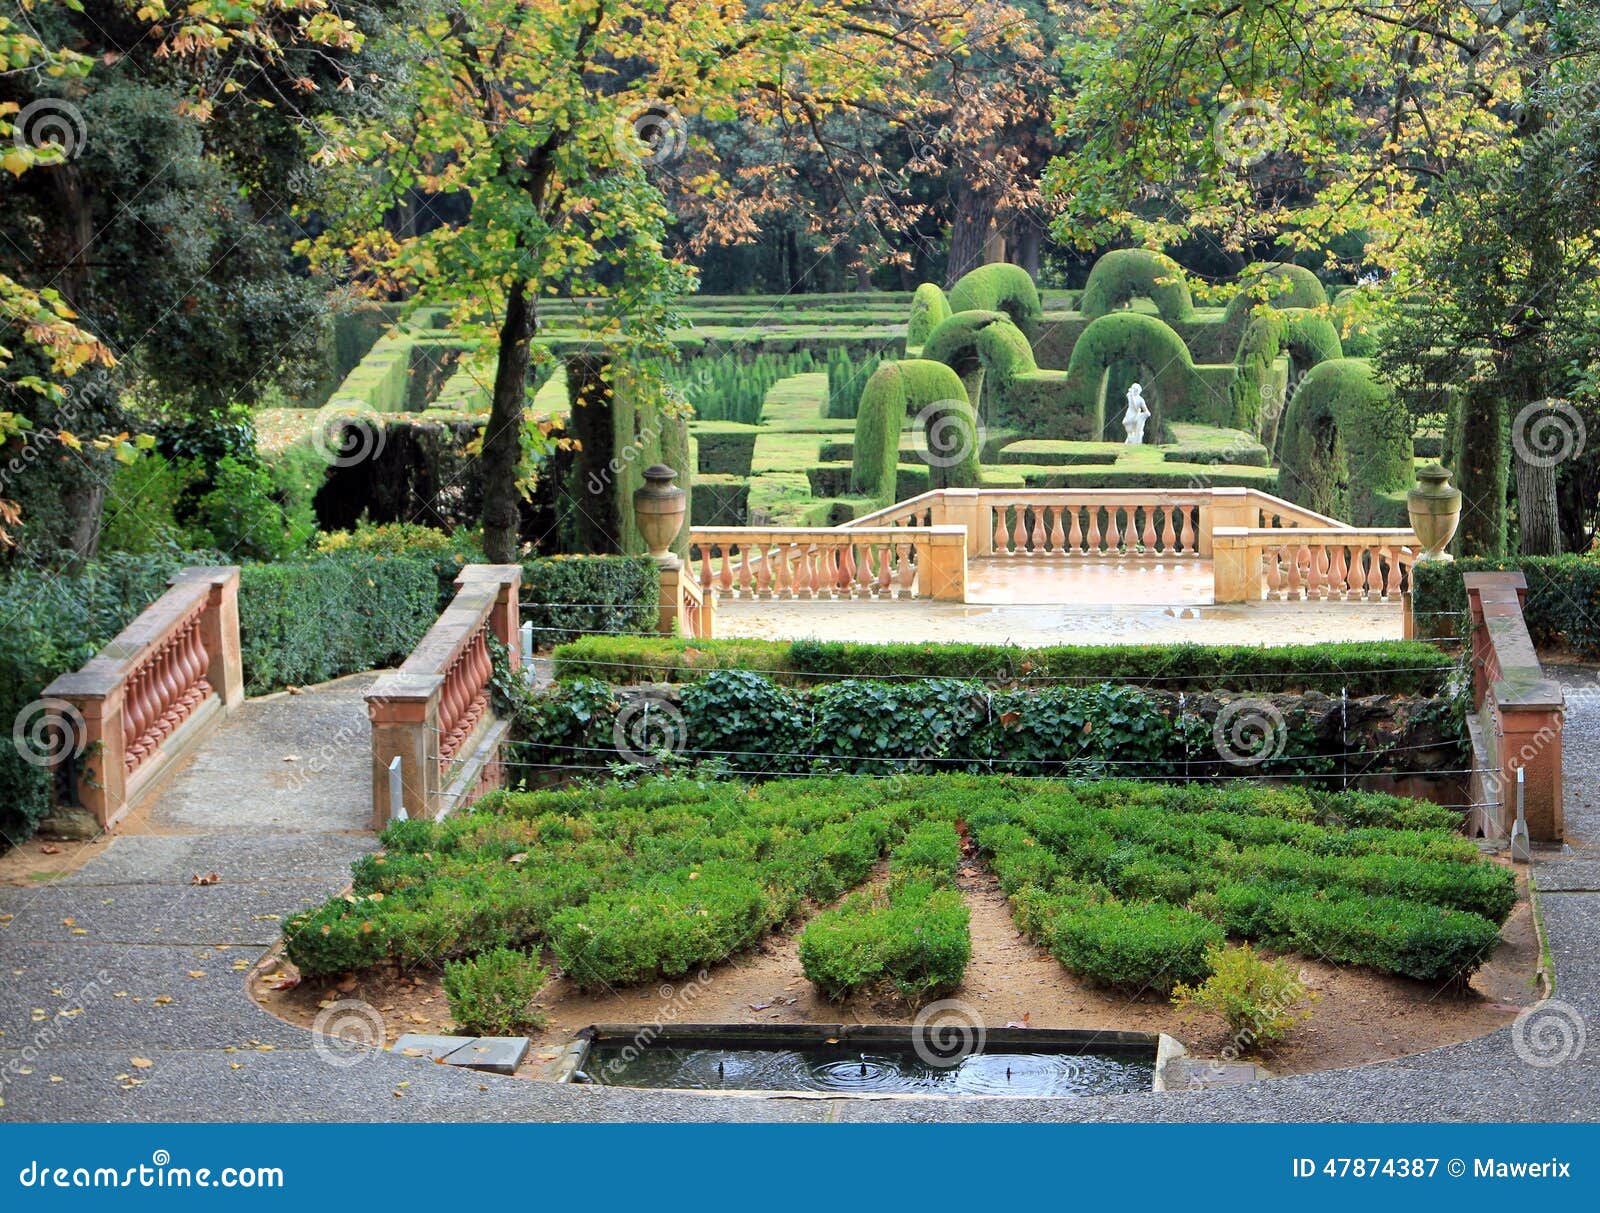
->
261;776;1534;1084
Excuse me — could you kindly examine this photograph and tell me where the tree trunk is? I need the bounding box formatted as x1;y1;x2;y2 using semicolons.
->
1008;210;1043;279
1515;444;1564;555
946;186;996;285
481;280;535;563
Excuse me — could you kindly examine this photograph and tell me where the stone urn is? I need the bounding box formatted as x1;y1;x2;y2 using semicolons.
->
1407;463;1461;562
634;464;686;569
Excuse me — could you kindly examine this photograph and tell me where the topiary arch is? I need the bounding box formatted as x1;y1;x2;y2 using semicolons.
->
945;263;1043;340
907;282;952;348
1218;263;1330;357
919;310;1037;423
1078;249;1196;323
1277;358;1414;526
850;359;981;503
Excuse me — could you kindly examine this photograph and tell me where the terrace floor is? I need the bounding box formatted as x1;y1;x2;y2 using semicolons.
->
714;555;1403;646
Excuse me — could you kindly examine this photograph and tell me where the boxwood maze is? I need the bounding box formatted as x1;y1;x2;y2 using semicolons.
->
283;777;1514;997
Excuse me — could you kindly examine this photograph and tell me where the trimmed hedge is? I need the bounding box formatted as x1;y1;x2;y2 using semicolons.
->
1047;901;1222;994
906;282;953;348
1412;555;1600;656
850;359;980;502
946;263;1043;339
1079;249;1196;323
550;635;1455;696
520;555;659;647
1278;358;1414;527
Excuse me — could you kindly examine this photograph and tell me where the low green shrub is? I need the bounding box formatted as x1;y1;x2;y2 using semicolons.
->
188;455;316;562
1047;900;1223;994
552;635;1453;696
520;555;658;647
798;881;971;1003
317;521;484;606
890;820;963;888
442;947;551;1034
1171;943;1314;1047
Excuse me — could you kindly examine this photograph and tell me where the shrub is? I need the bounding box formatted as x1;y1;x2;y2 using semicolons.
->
187;455;316;561
906;283;952;348
1048;900;1223;994
98;450;194;555
552;635;1454;697
947;262;1044;337
798;881;971;1003
1277;359;1414;527
442;947;550;1035
678;669;808;774
1412;555;1600;656
889;820;963;888
238;552;440;693
317;521;484;605
1171;943;1315;1048
520;555;658;647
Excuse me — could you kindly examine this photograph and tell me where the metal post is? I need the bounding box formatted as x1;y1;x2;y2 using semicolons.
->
388;755;407;824
1510;765;1531;863
520;620;534;666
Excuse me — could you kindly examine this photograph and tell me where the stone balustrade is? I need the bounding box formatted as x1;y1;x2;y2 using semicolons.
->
690;525;966;602
366;564;520;828
42;566;244;833
1463;572;1564;842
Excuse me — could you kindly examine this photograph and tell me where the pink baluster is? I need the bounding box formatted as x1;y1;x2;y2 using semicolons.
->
1012;506;1028;554
698;543;712;593
1384;546;1403;597
1141;505;1157;552
992;507;1008;555
717;545;733;593
1104;506;1121;554
1329;545;1349;599
899;542;916;596
756;541;773;597
1048;506;1066;553
1067;507;1083;554
876;542;893;596
807;545;822;597
1365;545;1385;599
1029;506;1047;553
1265;546;1284;598
1085;507;1102;555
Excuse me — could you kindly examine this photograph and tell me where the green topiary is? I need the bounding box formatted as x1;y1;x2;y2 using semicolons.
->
442;946;550;1035
1078;249;1196;322
907;282;952;347
850;359;980;502
1277;358;1414;525
945;263;1042;339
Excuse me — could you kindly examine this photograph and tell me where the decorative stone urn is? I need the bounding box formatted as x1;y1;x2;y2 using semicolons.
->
634;464;686;569
1407;463;1461;562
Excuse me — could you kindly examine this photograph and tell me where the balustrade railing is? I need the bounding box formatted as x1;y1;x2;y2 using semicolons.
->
42;566;244;833
1255;530;1418;602
689;526;966;601
979;492;1206;559
367;564;520;826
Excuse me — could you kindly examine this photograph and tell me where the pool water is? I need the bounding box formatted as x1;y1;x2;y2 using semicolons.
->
575;1041;1155;1097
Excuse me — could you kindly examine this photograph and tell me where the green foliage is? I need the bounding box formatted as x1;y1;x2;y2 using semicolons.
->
946;263;1044;338
1278;359;1414;526
520;555;659;647
238;553;440;694
98;450;194;556
1412;556;1600;657
677;669;809;774
1078;250;1196;322
670;351;816;424
798;882;971;1003
1047;900;1222;994
551;634;1455;696
442;947;550;1035
889;820;964;889
850;359;979;501
825;346;889;419
317;521;485;606
1171;943;1314;1047
906;282;952;347
188;456;316;562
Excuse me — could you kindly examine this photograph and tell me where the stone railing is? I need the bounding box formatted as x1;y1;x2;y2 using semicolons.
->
690;525;966;601
367;564;520;828
42;566;244;833
1462;572;1564;843
1213;527;1420;603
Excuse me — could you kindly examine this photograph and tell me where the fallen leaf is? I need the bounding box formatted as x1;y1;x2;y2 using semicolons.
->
191;872;220;886
187;971;206;979
153;996;173;1006
130;1057;153;1069
39;844;60;855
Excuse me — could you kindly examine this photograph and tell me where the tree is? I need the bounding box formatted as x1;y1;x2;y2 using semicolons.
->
0;0;382;564
310;0;1002;562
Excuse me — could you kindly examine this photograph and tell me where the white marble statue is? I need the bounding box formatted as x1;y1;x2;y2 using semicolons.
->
1122;382;1150;445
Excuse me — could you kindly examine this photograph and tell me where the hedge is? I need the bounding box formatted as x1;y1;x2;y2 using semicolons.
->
1078;249;1197;323
519;555;659;647
850;359;979;502
1412;555;1600;657
945;262;1043;339
550;635;1455;696
1278;358;1414;527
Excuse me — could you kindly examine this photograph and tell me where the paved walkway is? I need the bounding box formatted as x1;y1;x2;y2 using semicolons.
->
1;672;1594;1122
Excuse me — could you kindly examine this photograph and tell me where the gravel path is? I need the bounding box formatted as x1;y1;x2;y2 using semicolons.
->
1;670;1594;1123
